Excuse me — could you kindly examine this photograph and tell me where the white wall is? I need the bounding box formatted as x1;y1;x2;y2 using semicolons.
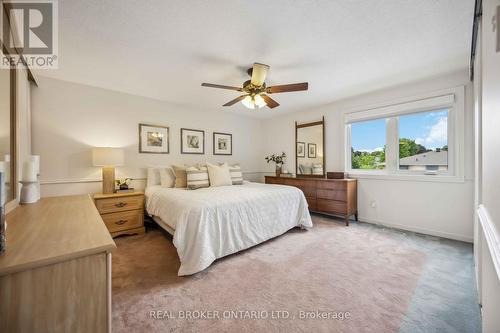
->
474;0;500;331
262;70;474;242
30;71;475;242
480;1;500;233
31;77;264;196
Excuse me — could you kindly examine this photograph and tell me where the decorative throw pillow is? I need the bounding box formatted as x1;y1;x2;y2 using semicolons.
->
312;163;323;175
298;164;305;174
147;167;161;187
302;165;313;174
172;165;188;188
228;164;243;185
159;167;175;187
207;162;232;187
186;166;210;190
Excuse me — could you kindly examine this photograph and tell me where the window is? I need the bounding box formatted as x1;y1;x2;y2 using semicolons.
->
344;88;464;180
351;119;386;170
398;110;448;172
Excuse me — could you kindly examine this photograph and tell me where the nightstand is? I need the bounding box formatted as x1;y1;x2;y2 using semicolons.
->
93;191;145;238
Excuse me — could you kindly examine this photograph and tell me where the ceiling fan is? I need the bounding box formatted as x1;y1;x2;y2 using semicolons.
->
201;63;308;110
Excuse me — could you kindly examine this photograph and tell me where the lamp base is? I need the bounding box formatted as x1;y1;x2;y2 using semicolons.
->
102;167;115;194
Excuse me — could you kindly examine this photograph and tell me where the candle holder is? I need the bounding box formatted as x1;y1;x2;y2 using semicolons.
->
20;181;39;204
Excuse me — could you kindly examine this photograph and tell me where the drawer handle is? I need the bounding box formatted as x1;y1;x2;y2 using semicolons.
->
115;220;128;225
114;202;127;208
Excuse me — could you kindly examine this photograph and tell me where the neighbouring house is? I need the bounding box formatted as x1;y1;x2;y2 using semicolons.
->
399;150;448;171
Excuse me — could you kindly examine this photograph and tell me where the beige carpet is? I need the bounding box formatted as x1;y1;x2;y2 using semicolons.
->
112;216;426;333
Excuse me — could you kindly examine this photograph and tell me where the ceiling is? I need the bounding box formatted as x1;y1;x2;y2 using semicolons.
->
37;0;474;118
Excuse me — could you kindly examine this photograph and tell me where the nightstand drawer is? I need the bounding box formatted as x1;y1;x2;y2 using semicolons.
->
95;195;144;214
101;210;144;233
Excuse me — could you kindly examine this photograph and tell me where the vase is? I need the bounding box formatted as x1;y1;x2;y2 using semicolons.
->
275;165;282;177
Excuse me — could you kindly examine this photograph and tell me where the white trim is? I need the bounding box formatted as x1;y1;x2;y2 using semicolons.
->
348;173;470;183
344;85;465;182
359;215;473;243
344;93;455;123
39;172;265;185
478;205;500;282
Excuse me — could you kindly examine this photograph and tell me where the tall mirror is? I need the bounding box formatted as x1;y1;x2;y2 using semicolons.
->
295;117;325;177
0;64;15;205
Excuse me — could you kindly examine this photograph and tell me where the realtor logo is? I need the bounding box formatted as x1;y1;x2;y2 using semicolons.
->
1;0;58;69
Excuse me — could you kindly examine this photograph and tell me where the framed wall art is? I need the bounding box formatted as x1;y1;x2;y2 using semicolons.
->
139;124;169;154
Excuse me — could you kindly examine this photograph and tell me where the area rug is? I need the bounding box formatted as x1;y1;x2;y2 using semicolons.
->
112;216;426;333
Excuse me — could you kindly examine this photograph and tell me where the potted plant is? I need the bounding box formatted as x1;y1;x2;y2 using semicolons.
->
265;152;287;177
115;178;132;191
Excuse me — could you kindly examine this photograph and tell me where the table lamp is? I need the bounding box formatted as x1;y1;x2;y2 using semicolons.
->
92;147;124;194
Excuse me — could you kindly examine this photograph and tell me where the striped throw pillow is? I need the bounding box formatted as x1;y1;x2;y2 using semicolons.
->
186;166;210;190
228;164;243;185
172;165;188;188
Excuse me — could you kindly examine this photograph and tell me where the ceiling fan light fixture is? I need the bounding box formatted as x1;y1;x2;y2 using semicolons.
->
242;95;266;109
254;94;266;108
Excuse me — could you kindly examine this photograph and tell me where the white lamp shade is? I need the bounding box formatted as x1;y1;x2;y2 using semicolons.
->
92;148;124;167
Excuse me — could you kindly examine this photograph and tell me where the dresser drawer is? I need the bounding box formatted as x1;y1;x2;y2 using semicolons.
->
296;185;316;198
316;189;346;202
265;177;279;184
95;195;144;214
101;209;144;233
316;199;346;214
316;181;347;190
305;196;317;210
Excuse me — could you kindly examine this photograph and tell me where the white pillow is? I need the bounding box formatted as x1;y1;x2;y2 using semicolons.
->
159;167;175;187
147;168;161;187
207;162;232;187
186;166;210;190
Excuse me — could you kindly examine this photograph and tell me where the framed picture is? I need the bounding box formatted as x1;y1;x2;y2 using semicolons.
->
139;124;169;154
297;142;306;158
308;143;317;158
213;132;232;155
181;128;205;154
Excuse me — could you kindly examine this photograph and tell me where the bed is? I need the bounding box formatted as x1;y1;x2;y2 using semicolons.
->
145;180;312;276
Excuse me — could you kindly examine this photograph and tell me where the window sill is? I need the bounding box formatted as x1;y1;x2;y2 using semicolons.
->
346;172;467;183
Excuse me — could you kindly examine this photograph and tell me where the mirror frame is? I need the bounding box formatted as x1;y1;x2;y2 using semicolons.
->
2;46;18;210
295;116;325;178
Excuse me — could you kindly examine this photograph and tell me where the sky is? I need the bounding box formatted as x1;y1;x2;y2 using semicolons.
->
351;109;448;152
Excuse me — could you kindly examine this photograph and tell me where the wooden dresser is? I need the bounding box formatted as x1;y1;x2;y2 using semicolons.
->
0;195;116;333
265;176;358;225
93;192;145;238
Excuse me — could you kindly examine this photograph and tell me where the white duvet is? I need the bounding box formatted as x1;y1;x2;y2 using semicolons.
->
145;182;313;275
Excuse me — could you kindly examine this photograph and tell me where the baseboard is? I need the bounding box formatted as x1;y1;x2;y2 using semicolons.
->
358;216;473;243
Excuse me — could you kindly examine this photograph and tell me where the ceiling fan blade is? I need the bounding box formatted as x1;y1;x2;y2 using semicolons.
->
223;95;248;107
261;94;280;109
250;63;270;87
266;82;309;94
202;83;243;91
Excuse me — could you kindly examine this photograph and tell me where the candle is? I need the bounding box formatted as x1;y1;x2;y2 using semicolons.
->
22;161;37;182
30;155;40;175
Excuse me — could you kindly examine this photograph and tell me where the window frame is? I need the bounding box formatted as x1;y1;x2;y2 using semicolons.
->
344;86;465;182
